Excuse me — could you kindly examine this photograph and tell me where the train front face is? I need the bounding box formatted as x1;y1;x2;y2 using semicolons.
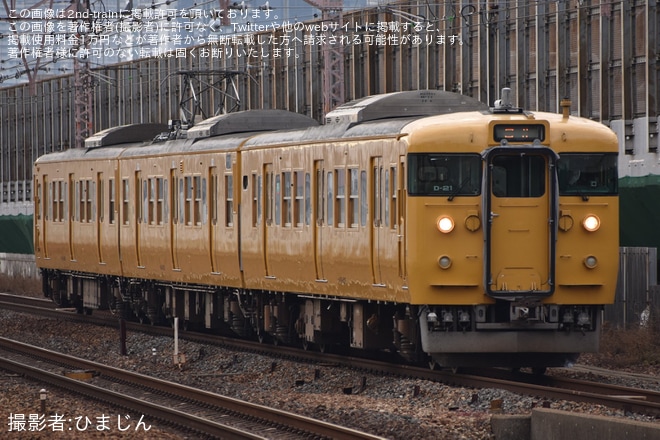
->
405;110;619;368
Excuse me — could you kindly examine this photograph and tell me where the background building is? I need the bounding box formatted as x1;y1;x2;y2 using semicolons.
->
0;0;658;253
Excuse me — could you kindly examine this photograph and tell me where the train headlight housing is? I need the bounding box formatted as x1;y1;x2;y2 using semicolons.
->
583;255;598;269
582;215;600;232
436;216;455;233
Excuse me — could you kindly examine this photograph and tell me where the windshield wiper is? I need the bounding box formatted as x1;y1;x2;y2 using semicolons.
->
448;177;472;201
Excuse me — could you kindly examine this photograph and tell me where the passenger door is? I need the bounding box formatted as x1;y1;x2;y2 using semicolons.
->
485;148;557;296
371;156;384;287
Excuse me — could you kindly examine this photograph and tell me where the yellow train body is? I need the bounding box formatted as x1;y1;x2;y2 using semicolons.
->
34;91;619;368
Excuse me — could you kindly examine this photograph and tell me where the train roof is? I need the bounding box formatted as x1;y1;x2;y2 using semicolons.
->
243;90;490;147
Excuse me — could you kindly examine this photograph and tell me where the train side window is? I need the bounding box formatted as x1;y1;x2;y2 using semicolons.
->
360;170;367;227
48;181;53;221
109;178;115;224
225;174;233;227
51;181;57;222
178;178;185;224
162;178;168;224
390;166;397;229
327;171;334;226
149;178;156;225
275;174;281;226
210;172;218;226
143;179;149;224
201;177;207;225
89;180;95;223
122;179;130;225
373;164;382;227
184;176;192;225
336;168;346;228
304;172;311;226
384;169;390;228
75;180;81;222
170;172;178;224
98;176;104;223
194;175;202;226
295;170;304;227
60;182;66;223
252;173;260;226
265;168;273;225
282;171;292;227
315;166;324;224
348;168;358;228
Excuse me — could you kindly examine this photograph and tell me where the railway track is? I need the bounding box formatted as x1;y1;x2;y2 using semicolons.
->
0;336;385;439
2;293;660;420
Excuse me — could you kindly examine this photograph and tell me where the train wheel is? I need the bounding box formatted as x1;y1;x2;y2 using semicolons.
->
318;344;326;353
302;340;310;351
428;359;439;370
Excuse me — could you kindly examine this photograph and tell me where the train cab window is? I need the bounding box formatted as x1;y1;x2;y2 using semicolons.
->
408;153;481;197
558;153;618;196
491;155;545;198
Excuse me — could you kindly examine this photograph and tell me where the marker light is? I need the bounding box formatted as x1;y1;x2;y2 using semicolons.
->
437;216;455;233
582;215;600;232
438;255;452;269
584;255;598;269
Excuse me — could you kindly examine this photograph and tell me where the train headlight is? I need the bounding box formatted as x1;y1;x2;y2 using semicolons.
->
582;215;600;232
436;216;455;233
583;255;598;269
438;255;452;269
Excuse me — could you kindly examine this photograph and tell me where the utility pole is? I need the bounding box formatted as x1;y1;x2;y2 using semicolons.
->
73;0;93;148
302;0;345;116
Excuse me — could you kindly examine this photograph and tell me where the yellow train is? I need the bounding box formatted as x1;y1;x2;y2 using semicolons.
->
33;90;619;369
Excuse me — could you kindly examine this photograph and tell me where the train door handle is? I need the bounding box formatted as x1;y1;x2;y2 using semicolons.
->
490;212;500;220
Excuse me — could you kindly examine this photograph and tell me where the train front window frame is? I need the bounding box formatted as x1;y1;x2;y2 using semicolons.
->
557;153;618;196
408;153;482;197
491;154;546;198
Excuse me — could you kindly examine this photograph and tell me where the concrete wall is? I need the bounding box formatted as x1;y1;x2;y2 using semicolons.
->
0;253;39;280
491;408;660;440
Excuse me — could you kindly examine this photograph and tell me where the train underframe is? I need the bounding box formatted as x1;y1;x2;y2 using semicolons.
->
41;268;601;369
